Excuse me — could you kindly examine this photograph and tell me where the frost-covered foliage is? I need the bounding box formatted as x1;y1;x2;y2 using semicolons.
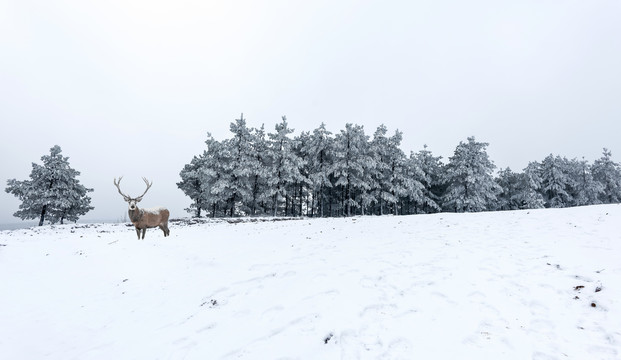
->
5;145;94;225
409;145;443;214
592;148;621;204
509;154;610;209
221;114;257;216
539;154;574;208
570;158;604;206
248;124;271;216
177;118;621;217
442;137;499;212
302;123;333;217
495;167;523;210
369;126;414;215
514;162;545;209
177;154;208;217
332;124;373;216
267;116;306;216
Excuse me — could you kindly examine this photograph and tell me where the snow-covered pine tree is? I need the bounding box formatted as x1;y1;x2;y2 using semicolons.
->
292;131;313;216
49;176;94;224
369;125;393;215
369;126;412;215
442;137;499;212
401;153;426;214
198;134;229;217
248;124;270;215
5;145;93;225
495;167;522;210
267;116;305;216
592;148;621;204
568;157;604;206
177;154;208;217
409;145;443;214
387;130;418;215
223;114;256;216
512;161;545;209
302;123;334;217
332;123;374;216
539;154;574;208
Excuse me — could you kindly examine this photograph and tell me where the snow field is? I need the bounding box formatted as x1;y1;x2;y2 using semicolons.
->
0;205;620;359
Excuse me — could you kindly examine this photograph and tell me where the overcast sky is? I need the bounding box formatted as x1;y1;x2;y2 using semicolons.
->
1;0;620;225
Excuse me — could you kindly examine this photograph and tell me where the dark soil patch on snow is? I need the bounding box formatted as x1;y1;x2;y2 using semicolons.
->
170;217;304;227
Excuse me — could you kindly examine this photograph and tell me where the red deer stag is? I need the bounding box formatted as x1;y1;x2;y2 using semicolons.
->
113;177;170;239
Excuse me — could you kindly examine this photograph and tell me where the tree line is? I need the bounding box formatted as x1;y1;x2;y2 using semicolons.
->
5;118;621;225
177;115;621;218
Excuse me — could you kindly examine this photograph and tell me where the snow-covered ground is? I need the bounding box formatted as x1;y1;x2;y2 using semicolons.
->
1;205;620;360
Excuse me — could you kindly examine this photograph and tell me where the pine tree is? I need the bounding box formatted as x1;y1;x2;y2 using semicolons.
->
540;154;574;208
400;155;425;215
592;148;621;204
512;162;545;209
177;154;208;217
303;123;334;217
386;130;417;215
442;137;499;212
194;134;231;217
409;145;443;214
369;127;413;215
569;158;603;206
267;116;305;216
369;125;393;215
248;125;270;215
495;167;522;210
223;114;256;216
332;123;373;216
5;145;93;225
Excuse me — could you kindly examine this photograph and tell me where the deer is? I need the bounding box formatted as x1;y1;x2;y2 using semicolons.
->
113;177;170;239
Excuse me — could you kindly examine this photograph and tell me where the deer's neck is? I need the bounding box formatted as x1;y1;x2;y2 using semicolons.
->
129;208;143;223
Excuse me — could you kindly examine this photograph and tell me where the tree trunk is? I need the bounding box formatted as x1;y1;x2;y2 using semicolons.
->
394;192;398;215
252;175;259;216
39;204;47;226
342;185;346;217
285;194;289;216
319;185;324;218
230;194;236;217
299;184;303;217
346;179;351;217
328;187;333;217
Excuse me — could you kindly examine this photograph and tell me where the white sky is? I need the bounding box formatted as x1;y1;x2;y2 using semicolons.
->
1;0;620;224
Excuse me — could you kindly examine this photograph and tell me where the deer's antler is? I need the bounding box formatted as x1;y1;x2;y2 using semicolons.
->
135;177;153;202
113;177;131;201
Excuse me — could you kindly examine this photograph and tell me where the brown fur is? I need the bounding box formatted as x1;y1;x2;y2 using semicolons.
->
128;207;170;240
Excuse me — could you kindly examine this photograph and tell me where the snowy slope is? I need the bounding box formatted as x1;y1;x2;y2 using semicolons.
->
0;205;620;360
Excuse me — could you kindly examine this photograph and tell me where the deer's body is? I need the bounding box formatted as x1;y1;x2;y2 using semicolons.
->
129;206;170;239
114;177;170;239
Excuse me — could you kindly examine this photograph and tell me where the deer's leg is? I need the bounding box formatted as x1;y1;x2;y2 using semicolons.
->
163;223;170;236
135;228;141;239
141;228;146;239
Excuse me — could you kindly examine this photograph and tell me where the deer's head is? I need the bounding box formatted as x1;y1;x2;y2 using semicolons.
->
113;177;152;211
